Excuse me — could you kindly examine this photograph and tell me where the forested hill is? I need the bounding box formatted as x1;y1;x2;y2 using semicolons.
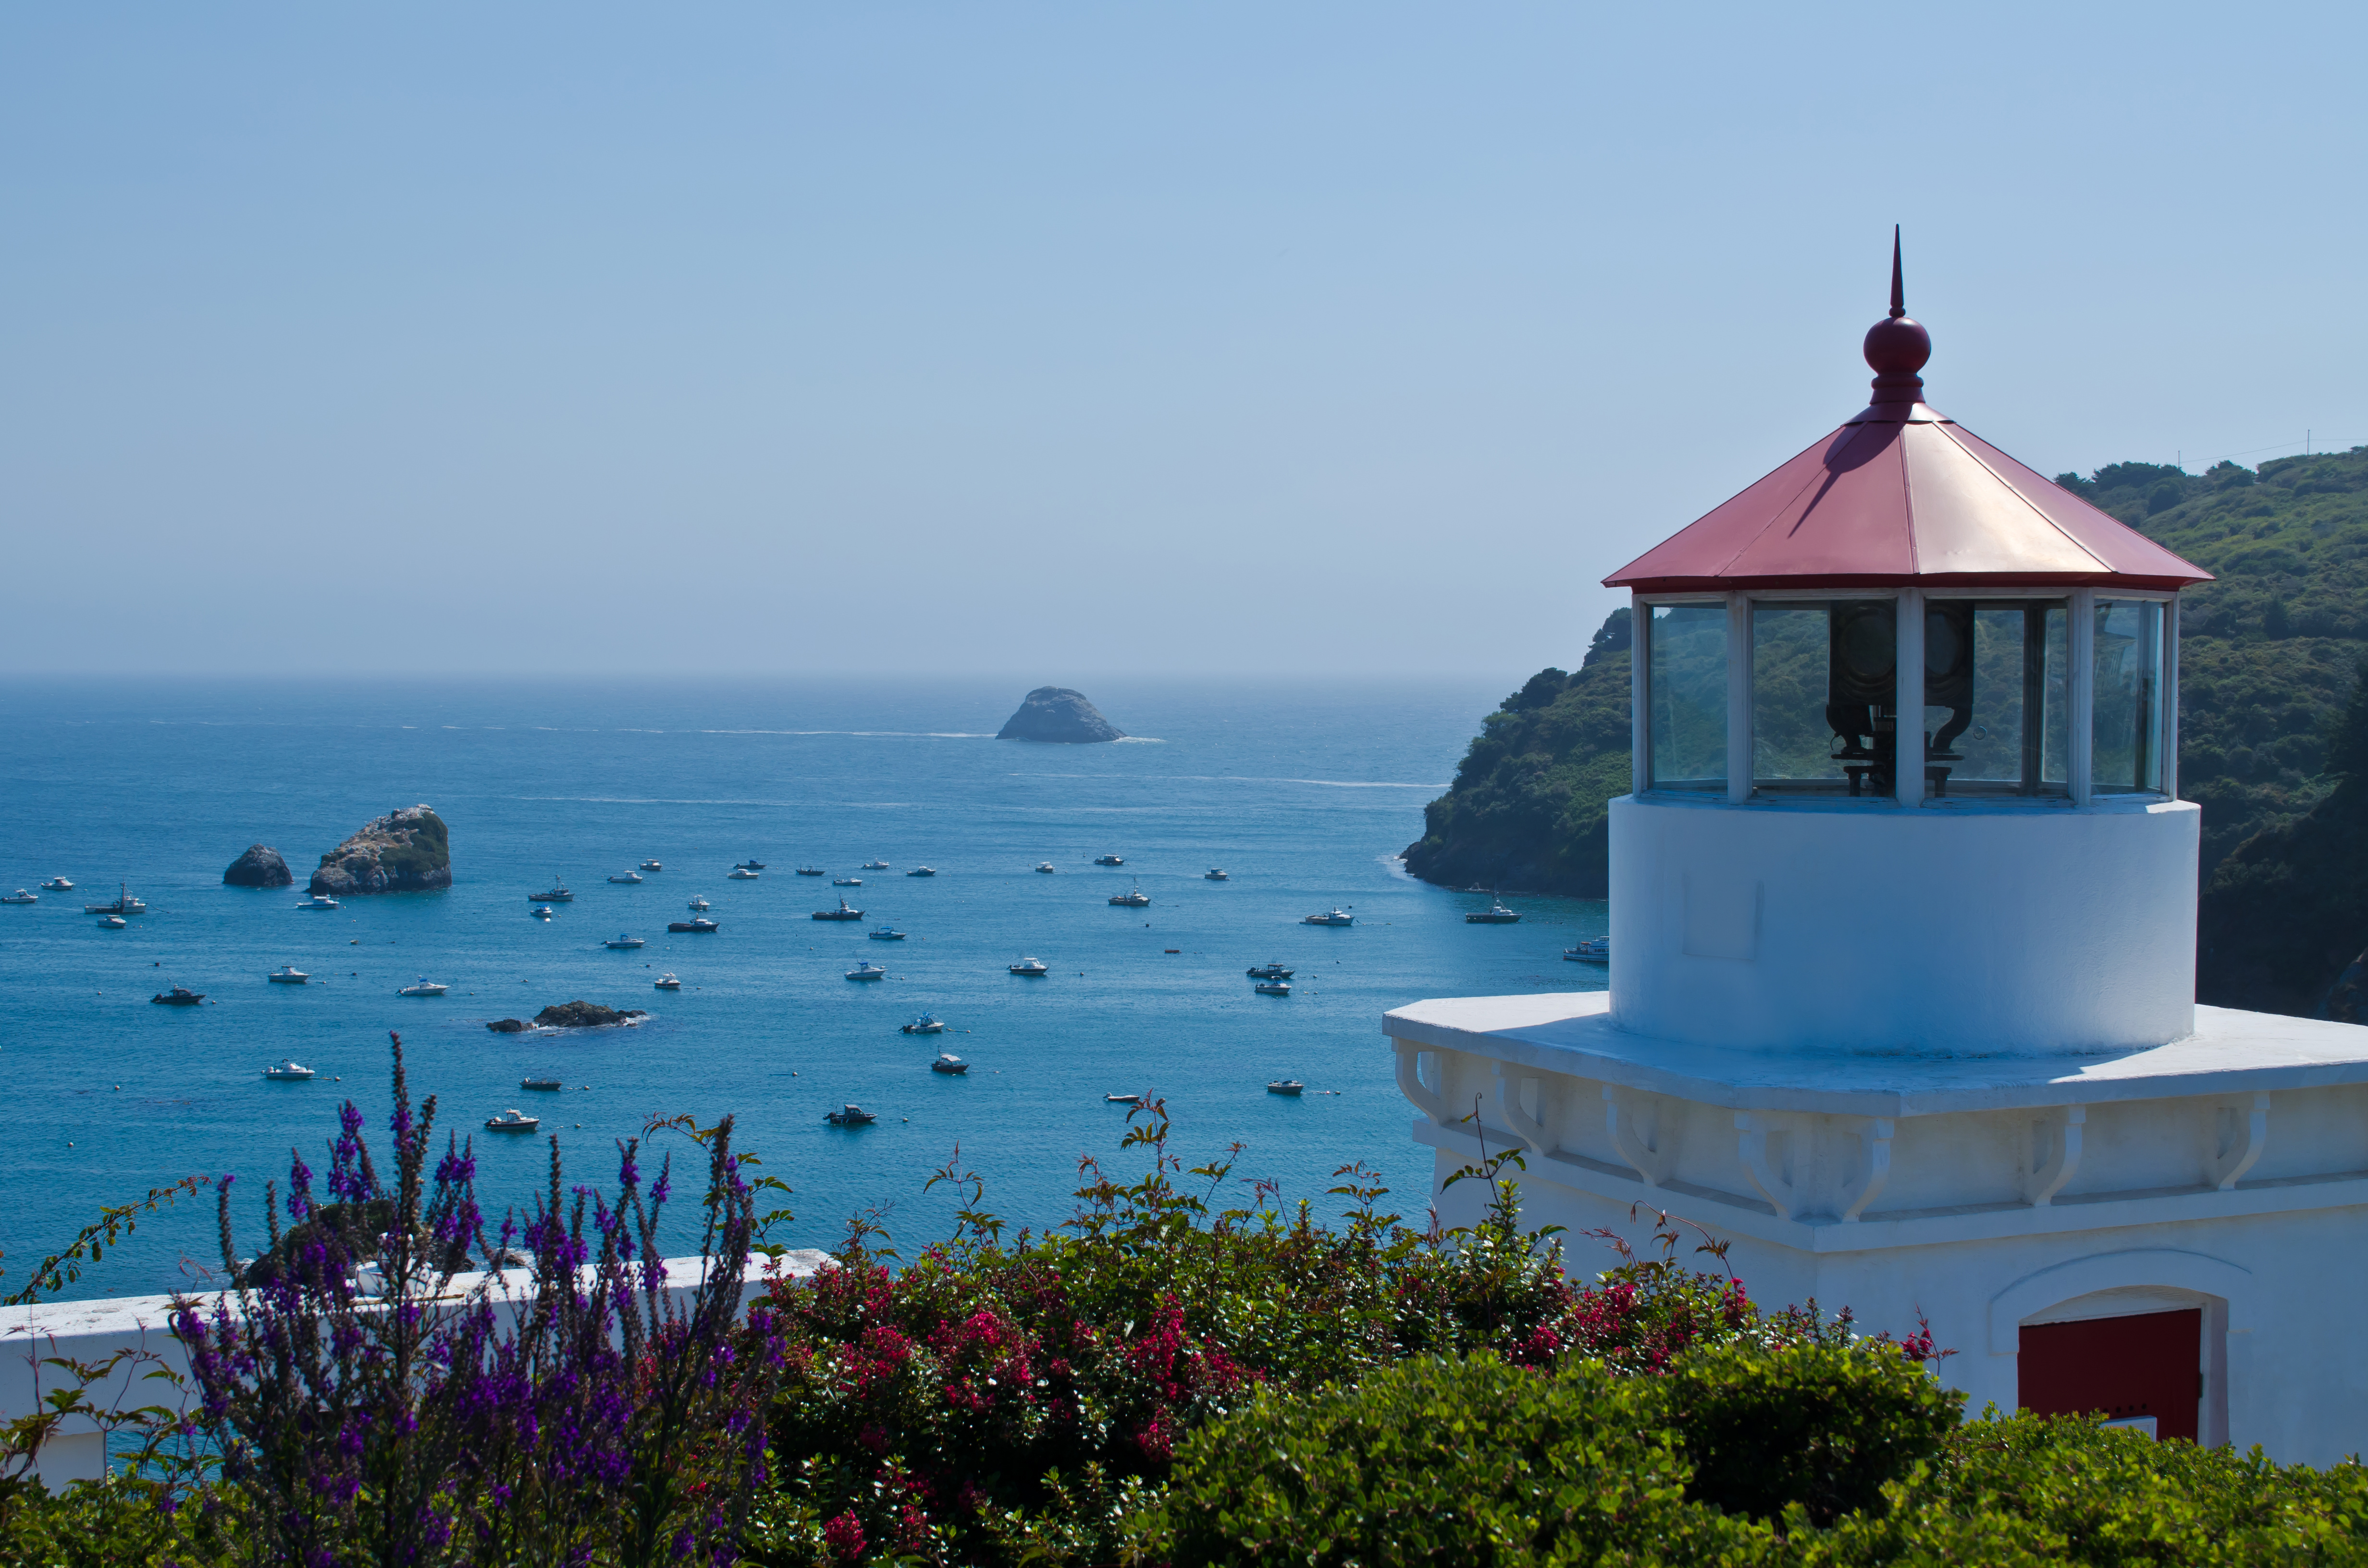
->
1405;448;2368;1013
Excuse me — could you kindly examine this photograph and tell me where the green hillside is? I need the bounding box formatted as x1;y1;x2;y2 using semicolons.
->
1406;446;2368;1014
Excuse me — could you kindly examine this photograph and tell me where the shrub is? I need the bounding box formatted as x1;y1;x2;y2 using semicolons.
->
1145;1352;1764;1566
1798;1411;2368;1565
743;1120;1779;1565
171;1031;787;1565
1655;1339;1961;1525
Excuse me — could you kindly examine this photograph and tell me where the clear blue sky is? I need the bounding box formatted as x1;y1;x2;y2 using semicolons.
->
4;3;2362;679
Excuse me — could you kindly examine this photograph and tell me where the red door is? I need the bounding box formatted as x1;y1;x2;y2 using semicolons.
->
2017;1308;2200;1442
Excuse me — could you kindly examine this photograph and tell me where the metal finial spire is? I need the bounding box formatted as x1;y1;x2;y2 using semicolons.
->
1888;225;1905;319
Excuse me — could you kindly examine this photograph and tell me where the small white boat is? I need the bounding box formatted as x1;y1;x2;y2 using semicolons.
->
728;867;760;880
300;893;340;911
1205;869;1228;881
608;872;644;884
654;972;681;990
398;978;449;997
907;866;937;877
833;876;862;887
869;926;907;941
1034;862;1057;874
846;962;888;981
901;1013;947;1034
1095;854;1124;867
863;859;890;870
0;889;36;904
1466;896;1522;925
1267;1079;1306;1095
1109;881;1150;908
532;905;555;919
268;964;309;984
1254;980;1292;996
263;1059;316;1081
98;914;127;929
640;859;663;872
932;1053;969;1074
1564;938;1610;963
485;1109;540;1133
826;1103;877;1126
41;877;73;892
1303;908;1355;927
686;895;710;911
1009;957;1049;976
605;933;645;950
1105;1092;1140;1105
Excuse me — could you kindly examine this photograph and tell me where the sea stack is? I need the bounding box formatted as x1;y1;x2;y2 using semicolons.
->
309;805;452;895
996;687;1125;744
222;844;294;887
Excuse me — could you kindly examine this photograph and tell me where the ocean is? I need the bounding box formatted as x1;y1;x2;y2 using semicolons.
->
0;677;1607;1300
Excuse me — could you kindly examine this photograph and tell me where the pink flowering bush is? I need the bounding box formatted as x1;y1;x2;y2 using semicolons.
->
740;1104;1801;1567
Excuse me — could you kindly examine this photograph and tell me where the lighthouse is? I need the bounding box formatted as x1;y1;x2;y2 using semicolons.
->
1389;239;2368;1461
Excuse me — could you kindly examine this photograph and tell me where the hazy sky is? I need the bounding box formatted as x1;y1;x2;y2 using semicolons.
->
5;4;2363;680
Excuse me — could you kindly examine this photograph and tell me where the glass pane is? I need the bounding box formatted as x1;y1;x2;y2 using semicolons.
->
2094;599;2165;794
1923;600;2070;796
1751;600;1894;795
1647;603;1726;791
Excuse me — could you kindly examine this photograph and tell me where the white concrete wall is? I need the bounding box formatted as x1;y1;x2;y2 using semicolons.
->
1608;794;2199;1054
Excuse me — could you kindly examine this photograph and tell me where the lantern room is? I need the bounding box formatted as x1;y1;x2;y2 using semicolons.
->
1596;241;2213;1056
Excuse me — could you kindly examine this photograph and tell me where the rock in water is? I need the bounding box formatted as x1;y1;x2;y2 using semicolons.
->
222;844;294;887
530;1000;648;1029
996;687;1125;744
310;805;452;895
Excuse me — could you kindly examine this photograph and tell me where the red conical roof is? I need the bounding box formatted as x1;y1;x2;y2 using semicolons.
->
1603;236;2211;595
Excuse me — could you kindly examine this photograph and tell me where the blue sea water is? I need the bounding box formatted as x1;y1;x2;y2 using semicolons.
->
0;678;1606;1300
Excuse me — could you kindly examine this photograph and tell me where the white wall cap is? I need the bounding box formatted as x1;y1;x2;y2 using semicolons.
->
1383;992;2368;1118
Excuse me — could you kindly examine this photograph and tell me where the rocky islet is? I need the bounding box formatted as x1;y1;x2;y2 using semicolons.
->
221;844;294;887
309;805;452;895
996;686;1125;743
488;1000;650;1032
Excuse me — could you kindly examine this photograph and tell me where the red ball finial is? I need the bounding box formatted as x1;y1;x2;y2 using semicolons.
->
1862;225;1930;401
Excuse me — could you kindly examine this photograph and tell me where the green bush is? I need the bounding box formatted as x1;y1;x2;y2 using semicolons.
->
1800;1411;2368;1565
1658;1340;1961;1525
1142;1352;1768;1567
1148;1355;2368;1568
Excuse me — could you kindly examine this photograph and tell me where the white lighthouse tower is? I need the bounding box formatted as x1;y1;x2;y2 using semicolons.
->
1389;243;2368;1461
